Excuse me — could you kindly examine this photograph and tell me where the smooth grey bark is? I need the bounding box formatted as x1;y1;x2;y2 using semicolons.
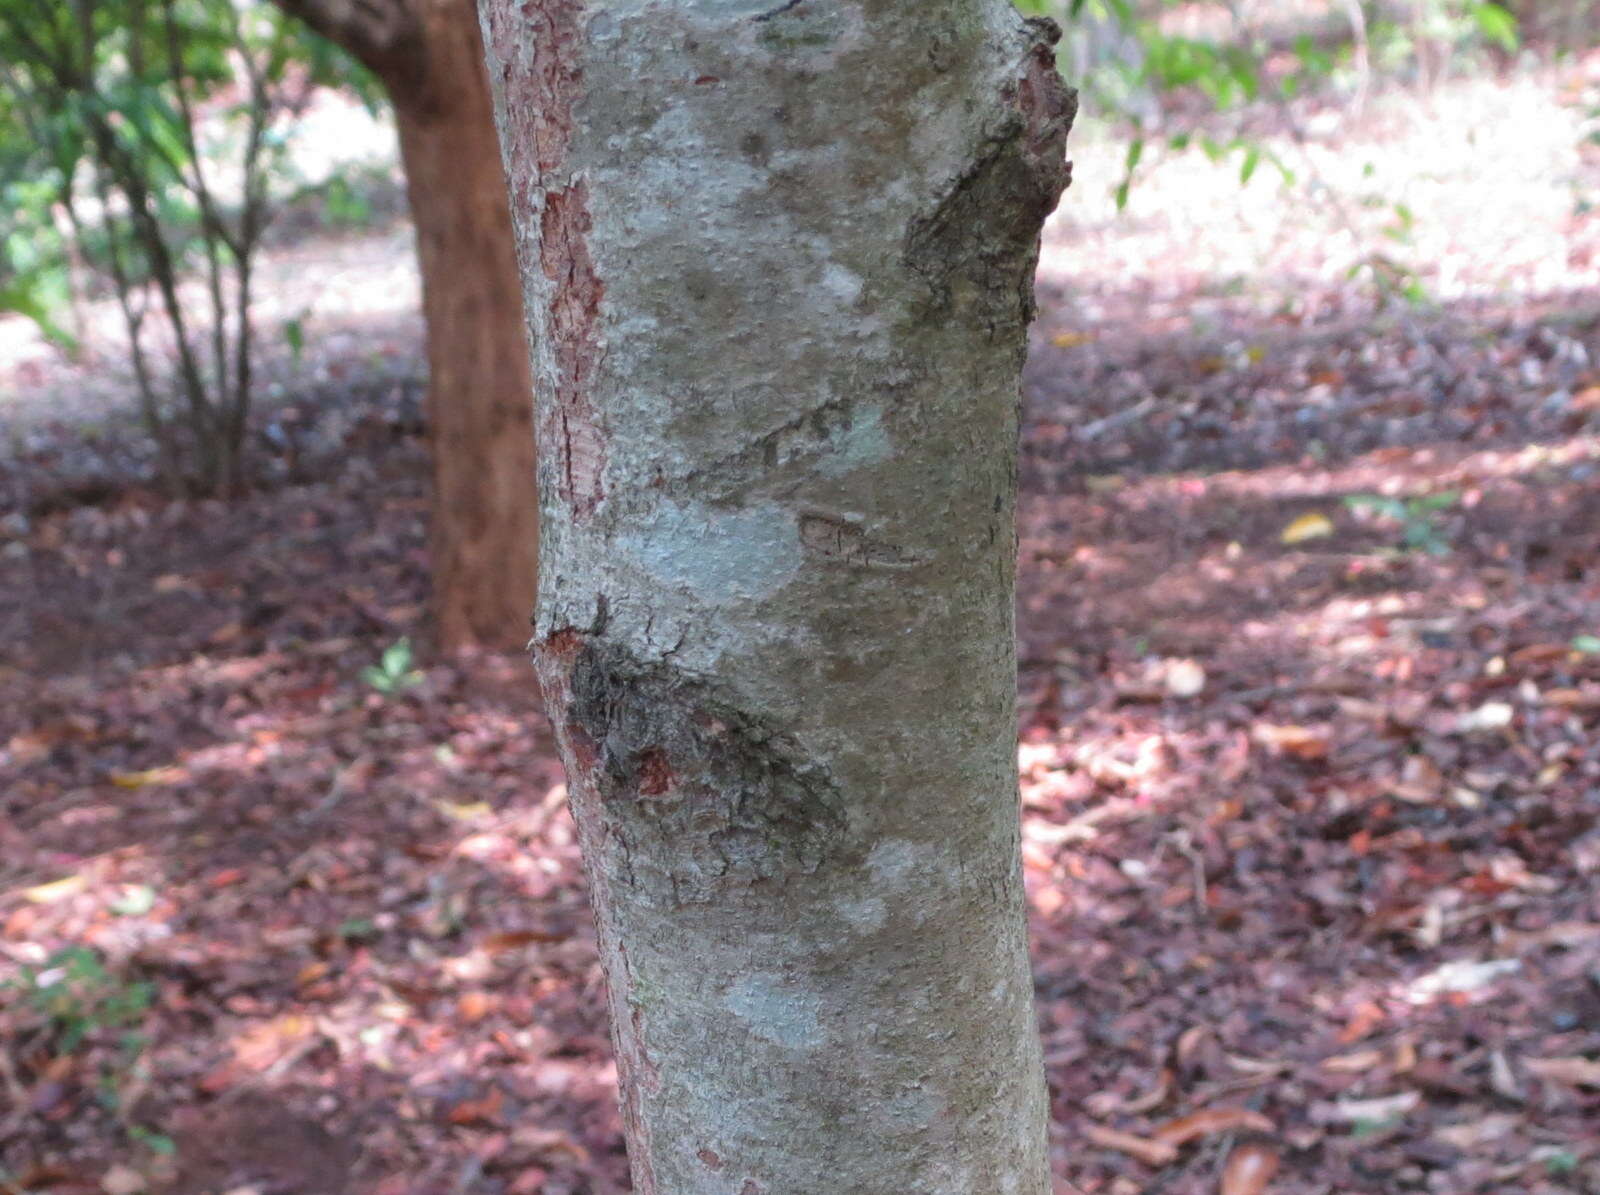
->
478;1;1074;1192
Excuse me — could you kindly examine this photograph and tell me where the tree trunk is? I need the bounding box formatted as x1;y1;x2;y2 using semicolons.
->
480;0;1074;1190
275;0;538;650
393;3;538;650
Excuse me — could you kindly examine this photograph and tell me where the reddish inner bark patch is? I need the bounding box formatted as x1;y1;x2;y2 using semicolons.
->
487;0;585;180
697;1149;723;1170
533;627;599;774
635;747;675;797
540;183;607;519
1016;19;1077;193
483;0;605;520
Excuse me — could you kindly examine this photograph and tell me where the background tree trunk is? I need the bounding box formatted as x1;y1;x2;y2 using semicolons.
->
481;0;1075;1190
276;0;538;649
392;5;539;651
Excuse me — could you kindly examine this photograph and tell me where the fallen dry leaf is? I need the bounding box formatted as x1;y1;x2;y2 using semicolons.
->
101;1164;145;1195
433;799;493;822
457;990;497;1023
1432;1113;1521;1149
1325;1090;1421;1123
1164;658;1207;698
109;765;186;788
1251;723;1330;761
1082;1123;1179;1167
296;961;331;987
232;1014;316;1072
1454;701;1514;734
1280;511;1335;544
1086;1069;1174;1118
1406;957;1519;1001
22;874;87;903
1153;1106;1274;1146
1321;1049;1384;1074
480;929;567;954
1337;1001;1386;1044
1219;1144;1279;1195
1543;687;1600;710
446;1085;504;1127
1224;1053;1291;1078
1524;1056;1600;1088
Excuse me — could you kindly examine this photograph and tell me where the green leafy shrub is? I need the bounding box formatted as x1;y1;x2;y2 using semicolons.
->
1345;491;1459;556
1010;0;1520;218
363;636;424;695
9;945;153;1051
0;1;374;494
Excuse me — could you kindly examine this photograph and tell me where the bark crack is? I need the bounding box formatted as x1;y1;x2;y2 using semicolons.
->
485;0;604;519
539;182;607;518
752;0;805;20
798;512;927;569
635;395;876;510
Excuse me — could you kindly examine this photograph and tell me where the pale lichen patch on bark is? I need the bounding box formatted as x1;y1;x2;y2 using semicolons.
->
722;972;824;1049
833;892;888;931
751;0;862;61
620;497;800;599
629;397;891;513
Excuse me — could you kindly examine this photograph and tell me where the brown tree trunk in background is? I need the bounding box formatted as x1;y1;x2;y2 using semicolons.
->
274;0;537;650
392;7;538;651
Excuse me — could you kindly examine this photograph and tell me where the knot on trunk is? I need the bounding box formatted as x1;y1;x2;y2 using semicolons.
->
902;19;1077;335
540;634;847;906
1018;17;1077;203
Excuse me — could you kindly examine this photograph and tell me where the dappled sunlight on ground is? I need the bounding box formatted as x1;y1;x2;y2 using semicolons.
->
1048;54;1600;303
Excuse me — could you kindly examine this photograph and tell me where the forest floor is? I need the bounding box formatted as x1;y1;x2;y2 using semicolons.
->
4;46;1600;1195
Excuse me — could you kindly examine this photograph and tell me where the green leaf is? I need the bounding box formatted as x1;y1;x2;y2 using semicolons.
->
1344;494;1407;521
1410;491;1459;513
381;638;413;676
1572;635;1600;656
1239;145;1261;185
1470;3;1518;51
0;278;78;354
110;885;157;916
1124;136;1144;174
129;1126;177;1156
